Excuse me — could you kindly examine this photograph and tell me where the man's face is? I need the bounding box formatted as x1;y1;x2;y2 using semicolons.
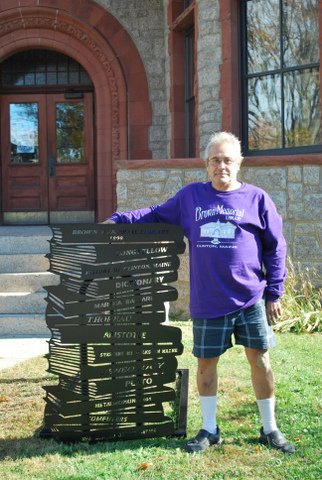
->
206;142;242;191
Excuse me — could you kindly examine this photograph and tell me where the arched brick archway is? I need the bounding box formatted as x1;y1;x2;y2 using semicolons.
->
0;1;152;221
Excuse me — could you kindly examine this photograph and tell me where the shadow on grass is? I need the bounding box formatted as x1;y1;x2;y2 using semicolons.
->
0;430;187;461
0;377;52;384
222;397;256;420
219;401;263;447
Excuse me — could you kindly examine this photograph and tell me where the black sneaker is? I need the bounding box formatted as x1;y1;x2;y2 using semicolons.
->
259;427;295;454
185;427;221;453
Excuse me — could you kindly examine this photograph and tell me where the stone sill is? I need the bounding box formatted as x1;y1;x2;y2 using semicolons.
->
116;154;322;170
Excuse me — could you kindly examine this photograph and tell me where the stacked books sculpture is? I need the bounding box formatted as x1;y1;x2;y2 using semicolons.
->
42;223;188;443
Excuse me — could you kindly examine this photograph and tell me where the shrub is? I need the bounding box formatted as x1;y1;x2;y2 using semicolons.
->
275;258;322;333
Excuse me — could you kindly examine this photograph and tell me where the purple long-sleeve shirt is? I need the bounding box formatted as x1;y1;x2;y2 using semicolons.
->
110;182;287;318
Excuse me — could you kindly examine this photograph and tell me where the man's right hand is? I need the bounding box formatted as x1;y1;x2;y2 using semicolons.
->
266;300;282;325
101;219;116;224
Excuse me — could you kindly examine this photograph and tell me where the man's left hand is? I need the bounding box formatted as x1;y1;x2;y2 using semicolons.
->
266;300;282;325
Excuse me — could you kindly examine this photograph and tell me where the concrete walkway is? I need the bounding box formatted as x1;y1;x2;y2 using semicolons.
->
0;337;49;370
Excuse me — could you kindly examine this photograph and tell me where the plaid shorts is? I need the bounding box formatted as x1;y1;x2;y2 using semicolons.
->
192;299;276;358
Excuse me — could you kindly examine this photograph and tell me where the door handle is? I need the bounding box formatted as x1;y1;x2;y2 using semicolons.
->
49;155;55;177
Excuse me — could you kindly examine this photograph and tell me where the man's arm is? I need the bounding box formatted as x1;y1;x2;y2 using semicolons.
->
260;195;287;323
101;193;182;225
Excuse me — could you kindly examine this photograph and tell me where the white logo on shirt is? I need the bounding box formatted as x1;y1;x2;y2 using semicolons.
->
199;221;237;245
195;205;244;222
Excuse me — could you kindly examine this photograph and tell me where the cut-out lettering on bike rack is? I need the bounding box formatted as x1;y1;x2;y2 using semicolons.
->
41;223;188;443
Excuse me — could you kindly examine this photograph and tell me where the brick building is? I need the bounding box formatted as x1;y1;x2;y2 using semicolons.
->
0;0;321;315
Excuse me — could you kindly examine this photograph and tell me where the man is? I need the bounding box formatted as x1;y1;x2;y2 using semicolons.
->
104;131;295;454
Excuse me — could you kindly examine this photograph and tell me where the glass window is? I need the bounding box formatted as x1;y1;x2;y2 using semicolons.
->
10;103;39;164
242;0;321;153
246;0;280;74
0;50;92;87
284;68;320;147
184;0;193;9
248;75;282;150
283;0;319;68
56;102;85;164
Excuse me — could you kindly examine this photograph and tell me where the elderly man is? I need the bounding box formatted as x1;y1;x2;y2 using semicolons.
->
104;132;295;454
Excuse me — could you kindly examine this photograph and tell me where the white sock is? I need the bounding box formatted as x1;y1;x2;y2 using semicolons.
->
200;395;217;434
256;397;278;434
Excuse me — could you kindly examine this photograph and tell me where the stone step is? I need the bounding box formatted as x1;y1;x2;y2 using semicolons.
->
0;272;59;293
0;314;50;337
0;236;50;255
0;226;51;254
0;254;49;273
0;291;47;314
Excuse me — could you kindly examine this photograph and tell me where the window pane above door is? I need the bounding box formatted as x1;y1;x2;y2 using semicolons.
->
10;103;39;164
1;50;92;87
56;102;85;163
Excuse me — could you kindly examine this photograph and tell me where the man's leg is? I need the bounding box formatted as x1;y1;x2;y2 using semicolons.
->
197;356;219;396
244;347;274;400
244;347;277;433
197;357;220;434
245;347;295;453
187;315;231;453
185;357;221;453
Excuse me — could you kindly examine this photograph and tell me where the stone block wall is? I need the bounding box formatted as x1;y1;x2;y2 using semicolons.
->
241;165;322;281
95;0;169;159
197;0;222;152
92;0;225;158
114;164;322;316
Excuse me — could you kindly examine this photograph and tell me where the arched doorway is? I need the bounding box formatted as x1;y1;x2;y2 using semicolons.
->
0;50;94;224
0;2;152;224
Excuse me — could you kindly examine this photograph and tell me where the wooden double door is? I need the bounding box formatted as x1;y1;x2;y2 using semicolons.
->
1;93;94;224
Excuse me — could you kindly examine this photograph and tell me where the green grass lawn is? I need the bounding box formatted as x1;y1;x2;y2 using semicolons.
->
0;323;321;480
